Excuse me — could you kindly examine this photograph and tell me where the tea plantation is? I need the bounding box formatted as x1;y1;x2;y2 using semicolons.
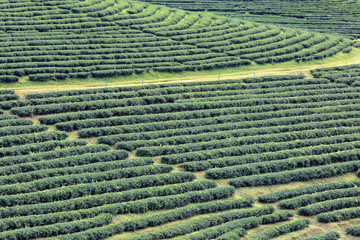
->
0;64;360;239
140;0;360;39
2;0;360;239
0;0;357;83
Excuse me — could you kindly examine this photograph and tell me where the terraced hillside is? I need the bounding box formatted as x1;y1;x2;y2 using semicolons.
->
1;64;360;239
0;0;356;84
140;0;360;39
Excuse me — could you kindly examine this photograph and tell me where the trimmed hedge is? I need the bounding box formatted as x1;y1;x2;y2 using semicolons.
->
346;225;360;236
215;228;247;240
259;180;360;203
317;206;360;223
0;150;128;176
161;133;360;164
127;205;274;240
301;231;340;240
298;197;360;216
181;141;360;172
0;131;68;148
248;219;310;240
206;149;360;180
228;161;360;187
0;214;113;240
0;198;253;232
0;139;87;158
42;186;236;240
0;164;174;195
0;157;151;187
0;144;110;167
278;187;360;209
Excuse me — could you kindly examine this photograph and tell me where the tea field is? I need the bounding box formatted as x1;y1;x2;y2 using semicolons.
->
0;0;357;84
140;0;360;39
0;64;360;239
2;0;360;239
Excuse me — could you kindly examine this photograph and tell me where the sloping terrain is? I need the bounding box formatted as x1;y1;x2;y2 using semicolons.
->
1;65;360;239
0;0;355;83
140;0;360;39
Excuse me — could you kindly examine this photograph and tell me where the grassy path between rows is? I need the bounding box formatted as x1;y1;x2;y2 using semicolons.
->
7;48;360;98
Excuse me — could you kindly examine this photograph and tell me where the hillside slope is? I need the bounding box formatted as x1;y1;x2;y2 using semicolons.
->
140;0;360;39
2;65;360;239
0;0;355;83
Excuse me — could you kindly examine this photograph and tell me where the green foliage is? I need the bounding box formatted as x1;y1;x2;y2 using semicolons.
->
127;205;274;240
228;161;360;187
258;180;360;203
317;206;360;223
346;225;360;236
298;197;360;216
248;219;310;240
301;231;340;240
0;214;113;240
278;187;360;209
0;198;252;232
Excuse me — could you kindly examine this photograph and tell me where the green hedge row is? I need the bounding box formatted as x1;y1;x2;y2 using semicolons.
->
0;158;154;206
0;94;19;101
228;161;360;187
127;205;274;240
0;172;198;218
278;187;360;209
173;219;255;240
28;73;69;82
216;228;247;240
0;198;252;232
98;110;360;145
27;91;139;106
78;101;350;138
0;149;127;176
301;231;340;240
11;95;176;116
161;133;360;164
54;84;343;131
317;206;360;223
15;79;326;117
37;82;327;125
0;131;68;148
248;219;310;240
41;186;236;239
0;144;109;167
259;180;360;203
0;180;215;218
175;87;359;104
0;114;18;120
0;139;87;158
242;34;326;60
227;30;311;56
0;154;142;186
0;214;113;240
310;64;360;75
0;75;19;83
0;90;14;95
0;164;174;196
206;149;360;179
137;127;360;157
0;118;32;128
182;141;360;172
0;125;47;137
175;211;293;240
298;197;360;216
117;119;360;151
346;225;360;236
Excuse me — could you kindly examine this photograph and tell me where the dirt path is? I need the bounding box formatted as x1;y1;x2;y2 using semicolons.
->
13;55;360;97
